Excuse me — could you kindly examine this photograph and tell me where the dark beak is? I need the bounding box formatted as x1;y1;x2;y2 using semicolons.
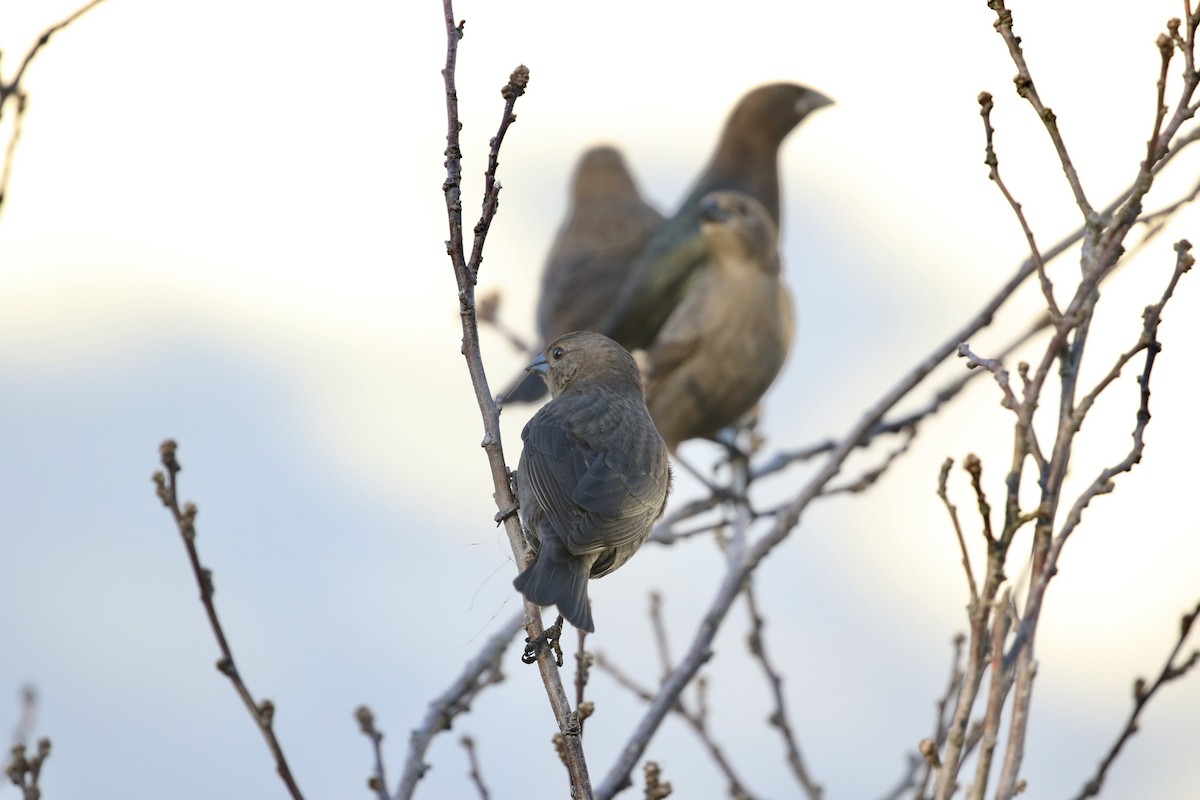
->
525;352;550;378
797;89;834;117
698;194;730;224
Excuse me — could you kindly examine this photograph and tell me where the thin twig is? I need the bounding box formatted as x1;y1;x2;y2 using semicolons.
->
151;441;305;800
8;687;36;748
967;590;1012;800
649;592;673;683
937;460;979;602
1005;240;1193;672
354;706;389;800
394;610;521;800
912;634;966;800
878;753;923;800
978;91;1059;320
0;0;107;214
593;653;760;800
460;735;492;800
744;581;822;800
1071;599;1200;800
987;0;1095;222
477;289;536;355
822;427;916;496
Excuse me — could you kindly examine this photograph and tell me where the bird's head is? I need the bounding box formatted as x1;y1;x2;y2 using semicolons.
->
527;331;644;399
728;83;834;142
698;190;781;273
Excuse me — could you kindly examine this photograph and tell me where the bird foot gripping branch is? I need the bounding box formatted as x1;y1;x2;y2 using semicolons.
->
522;615;565;666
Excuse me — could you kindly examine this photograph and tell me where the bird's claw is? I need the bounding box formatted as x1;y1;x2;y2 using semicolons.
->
521;614;565;666
494;504;519;525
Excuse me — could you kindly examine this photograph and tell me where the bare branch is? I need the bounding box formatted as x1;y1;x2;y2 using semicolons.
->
0;0;107;215
937;459;979;602
986;0;1096;221
1071;599;1200;800
910;633;966;800
648;592;674;684
151;441;305;800
477;289;536;355
8;687;36;749
354;706;389;800
967;591;1012;800
822;427;916;497
460;735;492;800
1006;240;1193;673
978;91;1059;319
593;652;760;800
436;2;591;794
394;610;521;800
744;581;822;800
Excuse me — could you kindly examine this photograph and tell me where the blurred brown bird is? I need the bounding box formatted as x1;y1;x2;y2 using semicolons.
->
640;190;793;453
601;82;830;350
501;146;664;404
513;331;671;632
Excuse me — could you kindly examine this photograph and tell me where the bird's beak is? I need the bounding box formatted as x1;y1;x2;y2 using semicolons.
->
798;89;834;117
525;352;550;378
698;194;730;224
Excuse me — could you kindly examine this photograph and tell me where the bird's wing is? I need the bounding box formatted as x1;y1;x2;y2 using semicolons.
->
602;221;709;349
567;445;665;554
522;402;662;557
641;275;711;380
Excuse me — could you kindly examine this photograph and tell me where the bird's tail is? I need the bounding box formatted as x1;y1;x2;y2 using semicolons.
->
513;544;594;633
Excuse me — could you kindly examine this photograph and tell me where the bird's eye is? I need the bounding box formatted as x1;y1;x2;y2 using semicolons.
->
551;346;565;361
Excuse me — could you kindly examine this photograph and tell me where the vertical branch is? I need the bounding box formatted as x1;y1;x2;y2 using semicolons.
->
354;706;390;800
460;735;492;800
436;2;591;796
648;592;673;683
967;591;1012;800
912;634;965;800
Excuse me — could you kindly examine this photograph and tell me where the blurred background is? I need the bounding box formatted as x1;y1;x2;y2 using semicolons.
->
1;1;1198;797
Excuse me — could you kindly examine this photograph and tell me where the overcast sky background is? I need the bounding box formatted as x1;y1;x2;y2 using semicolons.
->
1;1;1198;798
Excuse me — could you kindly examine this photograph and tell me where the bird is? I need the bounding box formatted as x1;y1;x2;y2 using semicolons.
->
513;331;671;632
639;190;793;453
601;82;830;350
500;146;665;404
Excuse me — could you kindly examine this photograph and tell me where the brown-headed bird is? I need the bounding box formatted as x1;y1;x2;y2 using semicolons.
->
640;191;793;453
513;331;671;632
501;146;665;404
601;82;830;350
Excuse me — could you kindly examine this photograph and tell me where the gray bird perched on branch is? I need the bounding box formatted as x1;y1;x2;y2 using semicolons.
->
513;331;671;632
640;190;793;453
500;146;664;404
601;82;830;350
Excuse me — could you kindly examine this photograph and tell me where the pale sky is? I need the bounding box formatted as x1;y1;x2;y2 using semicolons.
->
1;1;1198;799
